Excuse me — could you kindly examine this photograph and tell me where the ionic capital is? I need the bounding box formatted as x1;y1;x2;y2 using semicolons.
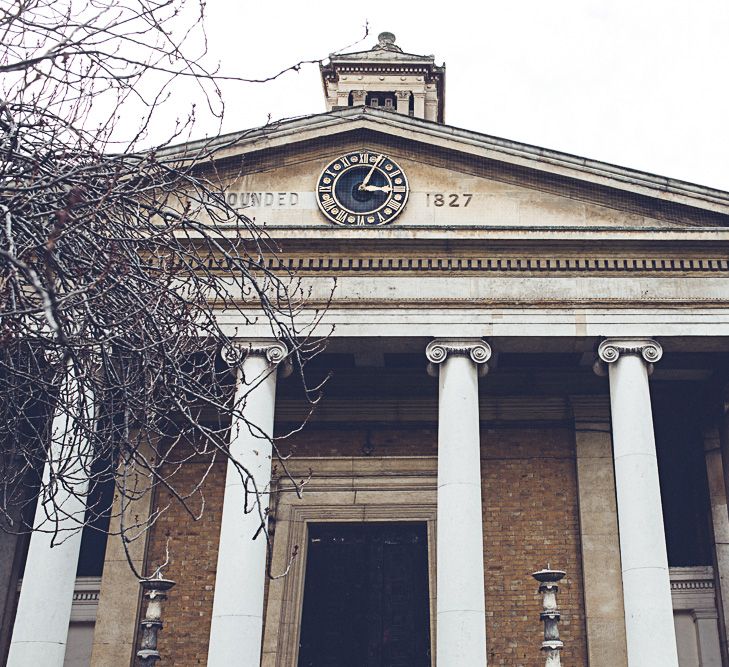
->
426;338;491;377
594;338;662;376
221;340;291;376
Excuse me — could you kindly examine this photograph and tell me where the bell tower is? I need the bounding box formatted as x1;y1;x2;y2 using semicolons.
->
320;32;446;123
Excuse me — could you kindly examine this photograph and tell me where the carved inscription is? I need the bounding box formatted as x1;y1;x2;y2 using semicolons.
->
226;192;300;208
426;193;473;207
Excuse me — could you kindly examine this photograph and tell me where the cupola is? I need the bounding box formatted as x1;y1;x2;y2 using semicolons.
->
320;32;446;123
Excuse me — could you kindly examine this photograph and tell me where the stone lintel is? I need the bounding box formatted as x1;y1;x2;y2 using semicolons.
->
570;395;611;427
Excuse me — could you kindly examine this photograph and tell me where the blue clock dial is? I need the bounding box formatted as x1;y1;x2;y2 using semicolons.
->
316;151;409;226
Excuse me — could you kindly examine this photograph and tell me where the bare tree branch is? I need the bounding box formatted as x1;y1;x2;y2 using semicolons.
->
0;0;344;578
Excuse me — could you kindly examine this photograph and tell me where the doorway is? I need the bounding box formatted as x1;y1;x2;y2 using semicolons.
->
297;521;431;667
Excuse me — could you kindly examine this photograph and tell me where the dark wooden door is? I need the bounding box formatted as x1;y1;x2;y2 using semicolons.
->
297;522;431;667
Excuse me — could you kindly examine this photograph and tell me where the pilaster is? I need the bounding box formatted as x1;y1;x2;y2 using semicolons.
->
413;91;426;119
90;439;156;667
570;395;628;667
703;425;729;663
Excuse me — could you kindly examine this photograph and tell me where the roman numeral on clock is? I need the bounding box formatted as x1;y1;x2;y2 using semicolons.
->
393;185;406;193
335;209;348;222
388;199;401;211
318;185;332;192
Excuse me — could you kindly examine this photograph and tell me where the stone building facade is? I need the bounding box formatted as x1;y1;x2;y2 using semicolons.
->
5;33;729;667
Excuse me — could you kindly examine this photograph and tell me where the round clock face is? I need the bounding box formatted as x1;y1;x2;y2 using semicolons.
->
316;151;409;226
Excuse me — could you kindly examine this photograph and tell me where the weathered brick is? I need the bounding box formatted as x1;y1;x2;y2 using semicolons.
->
143;425;586;666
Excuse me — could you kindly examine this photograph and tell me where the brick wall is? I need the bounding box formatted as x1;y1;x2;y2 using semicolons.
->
143;425;586;666
144;456;225;666
482;426;587;666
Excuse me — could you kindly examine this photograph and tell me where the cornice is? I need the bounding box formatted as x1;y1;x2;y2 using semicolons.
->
213;225;729;244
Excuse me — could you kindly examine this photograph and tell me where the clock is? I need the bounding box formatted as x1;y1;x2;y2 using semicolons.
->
316;151;409;226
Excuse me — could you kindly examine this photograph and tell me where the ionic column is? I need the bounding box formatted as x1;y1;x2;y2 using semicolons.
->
207;341;288;667
351;89;366;107
395;90;411;115
426;338;490;666
596;338;679;666
8;366;94;667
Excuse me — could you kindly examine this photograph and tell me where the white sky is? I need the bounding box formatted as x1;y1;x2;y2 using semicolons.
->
179;0;729;191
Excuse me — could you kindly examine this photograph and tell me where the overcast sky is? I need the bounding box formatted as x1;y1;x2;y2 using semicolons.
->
185;0;729;191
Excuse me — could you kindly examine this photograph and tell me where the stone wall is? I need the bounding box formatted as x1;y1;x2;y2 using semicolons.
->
143;424;586;666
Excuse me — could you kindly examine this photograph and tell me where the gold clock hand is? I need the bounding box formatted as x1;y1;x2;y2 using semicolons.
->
360;184;392;193
359;154;383;190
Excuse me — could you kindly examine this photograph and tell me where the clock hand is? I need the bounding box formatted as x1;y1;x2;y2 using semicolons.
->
359;154;383;190
359;184;392;193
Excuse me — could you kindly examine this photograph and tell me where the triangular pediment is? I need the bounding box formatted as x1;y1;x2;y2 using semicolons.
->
173;108;729;233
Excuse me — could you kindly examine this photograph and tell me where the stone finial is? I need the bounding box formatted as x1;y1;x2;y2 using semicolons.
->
532;567;566;667
137;574;176;666
377;32;397;48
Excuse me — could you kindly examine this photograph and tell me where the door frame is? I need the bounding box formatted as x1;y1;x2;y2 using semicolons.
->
261;456;437;667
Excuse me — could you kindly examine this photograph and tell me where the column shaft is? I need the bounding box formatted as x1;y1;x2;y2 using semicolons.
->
7;371;93;667
428;339;489;665
601;340;678;666
208;350;278;667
